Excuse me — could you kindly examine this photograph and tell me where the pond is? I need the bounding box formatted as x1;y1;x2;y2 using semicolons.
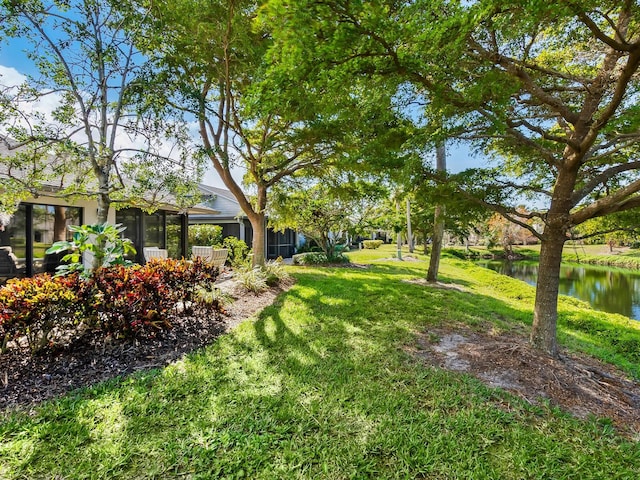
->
479;260;640;321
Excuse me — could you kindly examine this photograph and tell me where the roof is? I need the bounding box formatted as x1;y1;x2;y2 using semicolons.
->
193;183;245;219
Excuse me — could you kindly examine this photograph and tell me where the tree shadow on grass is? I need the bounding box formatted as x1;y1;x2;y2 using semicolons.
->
2;263;638;479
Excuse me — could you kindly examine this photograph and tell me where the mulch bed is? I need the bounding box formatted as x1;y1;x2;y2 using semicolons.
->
0;281;291;411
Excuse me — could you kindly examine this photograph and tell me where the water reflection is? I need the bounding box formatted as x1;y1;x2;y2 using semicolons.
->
480;261;640;320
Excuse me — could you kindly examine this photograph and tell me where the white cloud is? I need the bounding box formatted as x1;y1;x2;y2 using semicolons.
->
0;65;26;86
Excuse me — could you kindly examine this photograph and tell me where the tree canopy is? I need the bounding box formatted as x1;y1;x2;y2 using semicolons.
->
0;0;201;221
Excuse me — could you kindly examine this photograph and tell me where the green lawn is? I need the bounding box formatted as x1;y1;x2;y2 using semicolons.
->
1;245;639;479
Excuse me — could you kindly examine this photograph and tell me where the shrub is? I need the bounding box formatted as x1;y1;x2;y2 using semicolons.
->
362;240;383;249
263;259;290;286
235;265;268;293
194;285;233;314
442;248;468;260
293;252;327;265
88;258;221;336
189;224;223;248
292;252;349;265
295;241;322;253
0;259;223;352
222;236;250;267
46;223;136;278
0;274;87;352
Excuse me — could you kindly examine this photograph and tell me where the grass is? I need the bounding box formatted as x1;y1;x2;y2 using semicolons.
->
1;244;639;479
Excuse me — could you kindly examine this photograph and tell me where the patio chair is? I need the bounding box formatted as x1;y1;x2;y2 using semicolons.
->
0;246;25;281
143;247;168;262
210;248;228;267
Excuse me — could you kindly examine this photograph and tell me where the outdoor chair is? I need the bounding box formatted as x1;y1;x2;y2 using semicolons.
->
191;246;228;267
143;247;168;262
0;246;26;281
210;248;228;267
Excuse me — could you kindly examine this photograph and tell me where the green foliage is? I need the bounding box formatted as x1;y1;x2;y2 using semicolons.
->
234;259;291;292
188;224;223;248
293;252;327;264
263;259;290;286
0;0;201;221
270;178;388;259
2;245;639;478
46;223;136;278
292;252;349;265
234;266;269;294
194;285;233;313
362;240;384;249
222;236;251;267
261;0;640;352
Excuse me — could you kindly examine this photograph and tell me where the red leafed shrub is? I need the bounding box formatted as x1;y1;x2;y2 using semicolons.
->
0;274;87;352
86;258;221;337
0;259;222;352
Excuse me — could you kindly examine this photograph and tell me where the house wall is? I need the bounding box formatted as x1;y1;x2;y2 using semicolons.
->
0;197;190;281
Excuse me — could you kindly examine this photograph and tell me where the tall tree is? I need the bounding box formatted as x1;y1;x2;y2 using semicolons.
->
270;176;386;259
135;0;377;265
265;0;640;357
0;0;200;222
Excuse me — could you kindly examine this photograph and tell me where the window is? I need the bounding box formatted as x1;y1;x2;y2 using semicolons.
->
116;208;187;262
0;203;82;279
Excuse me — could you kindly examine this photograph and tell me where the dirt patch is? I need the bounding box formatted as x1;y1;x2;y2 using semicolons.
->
0;278;294;411
409;326;640;439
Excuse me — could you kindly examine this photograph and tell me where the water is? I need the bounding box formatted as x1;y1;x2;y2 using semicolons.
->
480;260;640;320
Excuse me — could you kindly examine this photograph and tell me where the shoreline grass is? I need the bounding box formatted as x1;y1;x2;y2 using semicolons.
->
1;245;639;478
449;242;640;269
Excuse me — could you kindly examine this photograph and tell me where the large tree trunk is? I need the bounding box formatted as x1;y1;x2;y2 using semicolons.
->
427;141;446;282
248;211;266;267
96;193;110;224
531;232;566;357
249;213;266;267
93;181;111;270
530;166;576;357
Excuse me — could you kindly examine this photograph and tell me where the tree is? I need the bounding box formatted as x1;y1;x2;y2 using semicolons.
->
406;160;491;255
270;176;386;259
134;0;384;266
264;0;640;357
0;0;200;222
427;142;446;282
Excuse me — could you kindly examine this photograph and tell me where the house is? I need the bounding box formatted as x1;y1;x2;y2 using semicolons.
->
191;184;300;259
0;196;219;280
0;143;218;279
